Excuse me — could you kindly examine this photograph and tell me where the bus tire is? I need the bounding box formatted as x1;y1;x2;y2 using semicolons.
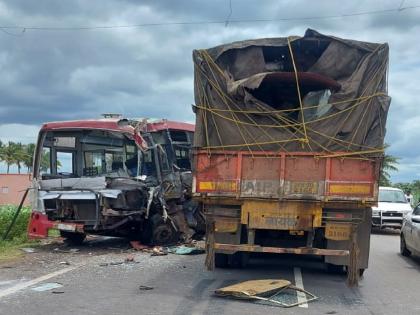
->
60;231;86;245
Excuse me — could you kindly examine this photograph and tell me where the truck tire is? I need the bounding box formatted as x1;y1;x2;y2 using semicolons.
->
215;253;229;268
400;234;411;257
326;263;346;274
60;231;86;245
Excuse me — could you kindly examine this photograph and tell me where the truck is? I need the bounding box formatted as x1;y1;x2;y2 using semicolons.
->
192;29;390;284
28;117;205;245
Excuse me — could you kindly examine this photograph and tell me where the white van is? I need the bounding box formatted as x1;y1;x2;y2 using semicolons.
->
372;187;412;229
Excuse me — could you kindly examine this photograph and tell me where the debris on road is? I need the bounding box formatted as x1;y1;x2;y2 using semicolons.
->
139;285;154;291
31;282;63;292
130;241;150;251
53;248;80;253
168;245;205;255
125;254;135;262
20;248;36;253
215;279;318;308
150;246;168;256
99;256;140;267
59;261;70;265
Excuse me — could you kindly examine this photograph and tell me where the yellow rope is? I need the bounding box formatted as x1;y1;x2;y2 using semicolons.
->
346;52;388;150
193;93;386;114
199;52;289;154
287;37;309;147
198;94;383;129
202;138;297;149
319;148;384;158
325;44;387;148
194;45;387;157
202;52;257;156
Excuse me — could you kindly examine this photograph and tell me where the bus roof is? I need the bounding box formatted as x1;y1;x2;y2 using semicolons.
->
40;119;195;133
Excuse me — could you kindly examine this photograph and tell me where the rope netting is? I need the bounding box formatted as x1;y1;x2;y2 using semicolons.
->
193;37;389;159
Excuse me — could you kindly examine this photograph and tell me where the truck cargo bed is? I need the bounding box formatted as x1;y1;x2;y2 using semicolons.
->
194;150;380;204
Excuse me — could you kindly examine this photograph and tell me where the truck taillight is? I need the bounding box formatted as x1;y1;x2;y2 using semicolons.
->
197;180;237;192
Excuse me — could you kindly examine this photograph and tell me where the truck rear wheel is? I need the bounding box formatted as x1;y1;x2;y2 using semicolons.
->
60;231;86;245
215;253;229;268
214;252;247;268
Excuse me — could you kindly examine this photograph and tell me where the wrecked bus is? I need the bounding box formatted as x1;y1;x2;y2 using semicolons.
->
28;118;204;245
192;29;390;284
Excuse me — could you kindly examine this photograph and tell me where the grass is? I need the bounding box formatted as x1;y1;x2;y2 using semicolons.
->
0;205;38;262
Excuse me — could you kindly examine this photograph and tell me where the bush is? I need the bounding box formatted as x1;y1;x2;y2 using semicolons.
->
0;205;31;244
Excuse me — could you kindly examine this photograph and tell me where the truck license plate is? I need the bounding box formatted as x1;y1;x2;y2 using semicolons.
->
57;223;76;232
325;223;351;241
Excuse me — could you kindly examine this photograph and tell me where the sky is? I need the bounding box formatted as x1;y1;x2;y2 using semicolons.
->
0;0;419;182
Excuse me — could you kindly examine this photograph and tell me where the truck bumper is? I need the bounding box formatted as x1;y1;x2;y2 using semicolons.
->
214;243;349;256
28;211;84;239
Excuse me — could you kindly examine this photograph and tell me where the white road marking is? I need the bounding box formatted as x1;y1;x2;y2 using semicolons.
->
293;267;308;308
0;265;80;299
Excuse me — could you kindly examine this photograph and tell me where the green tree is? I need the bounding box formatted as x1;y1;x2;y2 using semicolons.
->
40;148;53;172
379;144;399;186
394;182;411;193
23;143;36;173
12;142;26;174
0;141;18;173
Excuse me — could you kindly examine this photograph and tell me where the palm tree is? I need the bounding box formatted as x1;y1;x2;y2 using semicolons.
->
11;142;26;174
40;148;54;172
23;143;36;173
0;141;18;173
379;144;399;186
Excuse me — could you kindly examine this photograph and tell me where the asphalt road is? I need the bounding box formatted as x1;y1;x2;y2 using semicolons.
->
0;230;419;315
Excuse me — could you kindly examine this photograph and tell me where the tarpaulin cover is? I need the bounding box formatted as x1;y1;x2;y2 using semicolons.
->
192;29;390;155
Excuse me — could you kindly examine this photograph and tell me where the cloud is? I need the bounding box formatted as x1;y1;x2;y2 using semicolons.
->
0;0;419;182
0;124;39;144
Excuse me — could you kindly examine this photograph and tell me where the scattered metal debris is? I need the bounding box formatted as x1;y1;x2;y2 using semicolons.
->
168;245;205;255
53;248;80;253
130;241;150;251
215;279;318;308
31;282;63;292
139;285;154;291
151;247;168;256
20;248;36;253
